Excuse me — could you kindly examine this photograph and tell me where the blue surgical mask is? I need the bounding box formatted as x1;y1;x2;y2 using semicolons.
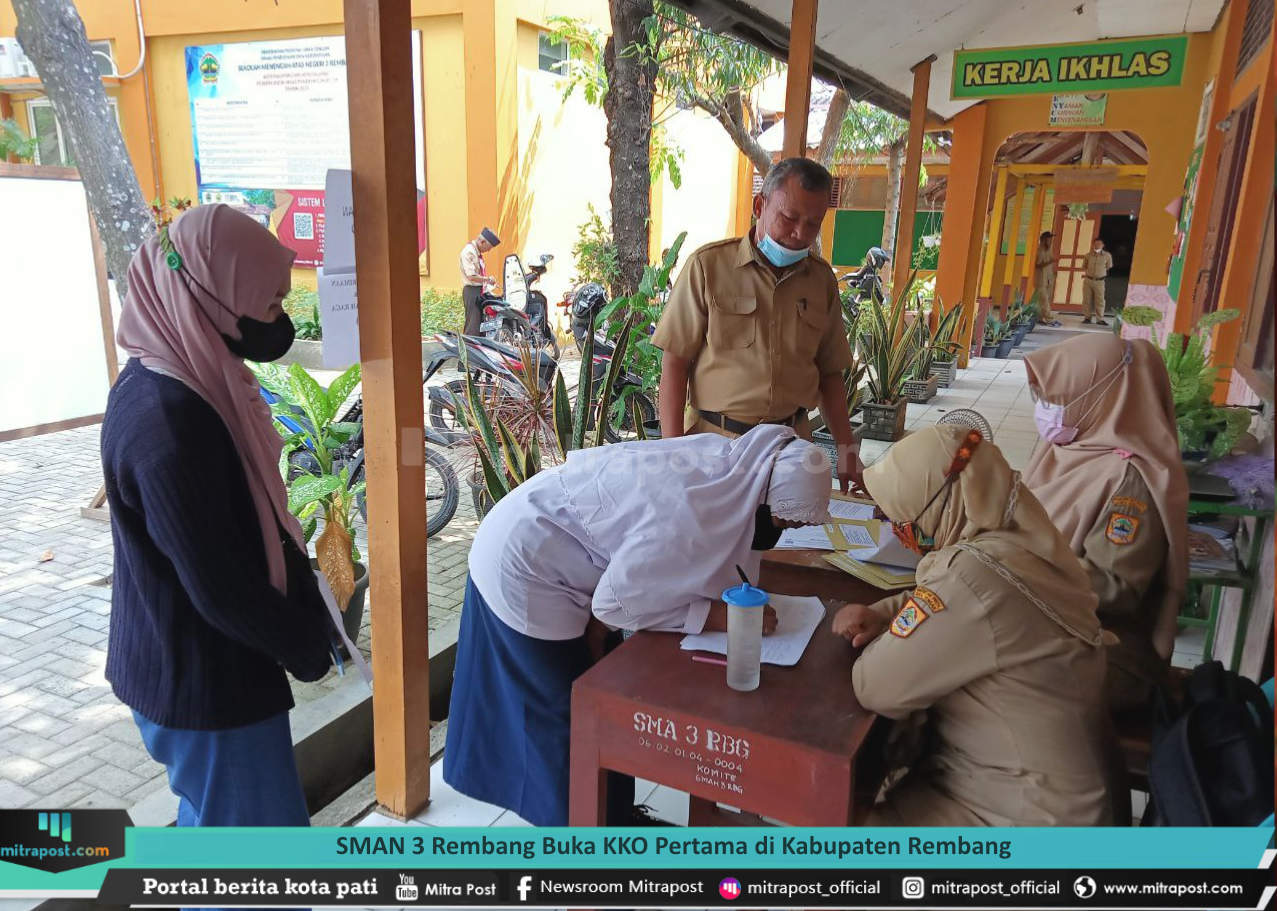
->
757;231;810;268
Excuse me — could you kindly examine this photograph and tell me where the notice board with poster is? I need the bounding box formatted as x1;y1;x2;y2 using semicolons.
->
184;34;426;268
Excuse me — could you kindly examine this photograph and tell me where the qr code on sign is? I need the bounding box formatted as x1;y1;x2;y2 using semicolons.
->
293;212;314;240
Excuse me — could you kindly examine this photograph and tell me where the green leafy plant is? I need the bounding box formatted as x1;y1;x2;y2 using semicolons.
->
1008;296;1031;327
983;314;1010;346
930;300;966;364
0;119;37;163
912;297;964;378
597;232;687;417
420;288;465;336
570;205;622;294
859;270;923;404
451;312;639;508
252;362;365;608
1122;308;1251;459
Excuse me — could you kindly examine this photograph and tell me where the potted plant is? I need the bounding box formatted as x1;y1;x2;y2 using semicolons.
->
981;314;1005;358
1121;307;1253;461
927;301;966;387
812;357;867;472
453;310;639;516
1007;299;1031;347
857;273;921;441
254;361;369;647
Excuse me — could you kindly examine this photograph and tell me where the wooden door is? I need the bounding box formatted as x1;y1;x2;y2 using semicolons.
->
1192;95;1257;318
1053;214;1100;312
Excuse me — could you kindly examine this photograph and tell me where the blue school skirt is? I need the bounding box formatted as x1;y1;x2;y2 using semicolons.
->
444;576;632;826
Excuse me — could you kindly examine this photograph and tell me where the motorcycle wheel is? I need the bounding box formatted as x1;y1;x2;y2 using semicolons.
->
428;379;469;431
424;447;459;537
603;389;656;444
350;447;459;538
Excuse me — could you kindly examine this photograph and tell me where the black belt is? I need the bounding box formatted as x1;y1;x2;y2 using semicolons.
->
698;409;805;435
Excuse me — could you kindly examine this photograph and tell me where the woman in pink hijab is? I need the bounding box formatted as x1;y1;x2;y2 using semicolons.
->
102;204;333;831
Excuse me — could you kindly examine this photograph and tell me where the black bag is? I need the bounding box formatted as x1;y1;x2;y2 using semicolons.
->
1144;661;1274;826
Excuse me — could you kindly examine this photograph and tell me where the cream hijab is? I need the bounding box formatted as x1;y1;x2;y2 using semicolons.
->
1024;334;1188;658
866;425;1101;645
117;204;303;593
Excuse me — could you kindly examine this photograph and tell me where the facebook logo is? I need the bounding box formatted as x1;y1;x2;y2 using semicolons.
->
516;875;533;902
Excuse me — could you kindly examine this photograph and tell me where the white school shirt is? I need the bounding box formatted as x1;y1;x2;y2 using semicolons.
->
467;469;714;641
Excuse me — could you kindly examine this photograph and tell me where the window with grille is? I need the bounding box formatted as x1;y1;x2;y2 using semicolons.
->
1236;0;1273;76
538;32;568;75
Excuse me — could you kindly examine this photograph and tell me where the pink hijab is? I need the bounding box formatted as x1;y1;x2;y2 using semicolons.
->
116;204;303;593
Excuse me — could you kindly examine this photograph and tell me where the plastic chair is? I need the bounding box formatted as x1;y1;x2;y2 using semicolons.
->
936;408;994;442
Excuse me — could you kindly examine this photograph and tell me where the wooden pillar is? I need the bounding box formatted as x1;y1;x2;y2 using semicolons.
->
1000;177;1027;312
1022;181;1047;300
0;93;16;163
782;0;817;160
1173;0;1248;332
979;166;1010;300
935;103;988;366
343;0;432;819
890;55;936;305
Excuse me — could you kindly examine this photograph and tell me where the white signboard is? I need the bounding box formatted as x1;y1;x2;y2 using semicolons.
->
318;169;359;368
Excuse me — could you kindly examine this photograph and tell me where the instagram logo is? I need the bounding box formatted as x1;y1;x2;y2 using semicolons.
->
718;877;742;900
902;876;925;900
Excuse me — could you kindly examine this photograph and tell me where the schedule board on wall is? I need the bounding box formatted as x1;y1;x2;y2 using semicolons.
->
185;34;426;267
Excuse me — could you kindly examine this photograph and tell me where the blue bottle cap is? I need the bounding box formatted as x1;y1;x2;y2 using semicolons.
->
722;583;769;607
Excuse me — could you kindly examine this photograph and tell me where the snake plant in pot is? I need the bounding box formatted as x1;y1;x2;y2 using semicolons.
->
253;361;369;646
926;300;966;387
857;272;922;441
452;309;641;517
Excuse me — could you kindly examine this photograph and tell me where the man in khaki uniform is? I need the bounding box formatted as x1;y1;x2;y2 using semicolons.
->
1081;237;1113;326
653;158;862;491
459;227;500;336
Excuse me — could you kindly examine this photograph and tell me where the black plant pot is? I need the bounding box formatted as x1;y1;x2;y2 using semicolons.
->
310;558;369;657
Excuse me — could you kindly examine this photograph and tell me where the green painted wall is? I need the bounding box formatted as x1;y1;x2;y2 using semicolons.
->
831;209;945;270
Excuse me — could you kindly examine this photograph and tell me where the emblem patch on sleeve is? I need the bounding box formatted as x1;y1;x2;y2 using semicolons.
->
912;586;946;614
889;599;930;638
1105;513;1141;545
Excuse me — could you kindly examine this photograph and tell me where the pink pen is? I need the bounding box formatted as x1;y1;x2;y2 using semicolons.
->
691;654;728;667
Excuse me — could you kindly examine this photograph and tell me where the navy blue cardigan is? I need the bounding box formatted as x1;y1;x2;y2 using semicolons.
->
102;359;333;730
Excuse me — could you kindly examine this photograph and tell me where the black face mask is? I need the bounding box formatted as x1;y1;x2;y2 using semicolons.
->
751;504;783;551
222;314;295;362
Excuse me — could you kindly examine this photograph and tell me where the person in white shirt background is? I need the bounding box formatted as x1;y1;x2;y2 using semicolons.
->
443;425;832;826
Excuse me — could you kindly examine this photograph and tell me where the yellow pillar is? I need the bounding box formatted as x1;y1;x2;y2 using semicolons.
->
463;0;520;255
1022;181;1047;299
890;55;936;307
934;103;988;366
979;166;1010;300
1001;177;1027;313
782;0;817;159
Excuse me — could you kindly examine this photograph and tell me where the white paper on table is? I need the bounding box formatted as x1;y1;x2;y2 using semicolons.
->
847;524;922;570
680;594;825;667
837;523;877;548
775;525;835;550
829;500;876;521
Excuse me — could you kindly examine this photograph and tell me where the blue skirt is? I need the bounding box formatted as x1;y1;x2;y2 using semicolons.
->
444;577;632;826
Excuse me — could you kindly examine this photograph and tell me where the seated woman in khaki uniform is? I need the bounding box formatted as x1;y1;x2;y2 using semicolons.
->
833;425;1112;826
1023;334;1188;712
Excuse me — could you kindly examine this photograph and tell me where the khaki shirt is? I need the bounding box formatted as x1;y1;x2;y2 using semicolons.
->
1083;249;1113;280
1082;463;1169;706
854;547;1111;826
460;241;488;287
651;235;853;424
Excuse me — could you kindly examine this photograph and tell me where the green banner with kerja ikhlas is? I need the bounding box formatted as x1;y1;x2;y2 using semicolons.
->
952;35;1188;98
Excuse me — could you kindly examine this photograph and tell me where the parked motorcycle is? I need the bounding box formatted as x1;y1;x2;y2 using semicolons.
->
567;282;656;441
478;253;560;359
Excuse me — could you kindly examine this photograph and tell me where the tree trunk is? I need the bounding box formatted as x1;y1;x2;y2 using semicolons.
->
814;88;849;169
13;0;150;299
603;0;658;298
881;135;906;256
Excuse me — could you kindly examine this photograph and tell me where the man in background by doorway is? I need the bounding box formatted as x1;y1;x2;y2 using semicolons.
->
460;228;500;336
1034;231;1063;328
1081;237;1113;326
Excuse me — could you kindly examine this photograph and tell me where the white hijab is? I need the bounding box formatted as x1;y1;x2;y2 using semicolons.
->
563;425;831;603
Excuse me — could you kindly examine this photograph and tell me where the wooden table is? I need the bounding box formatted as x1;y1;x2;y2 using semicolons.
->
569;555;889;827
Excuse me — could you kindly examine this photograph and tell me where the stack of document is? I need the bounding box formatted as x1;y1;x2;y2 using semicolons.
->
823;517;920;589
824;552;916;590
774;496;878;550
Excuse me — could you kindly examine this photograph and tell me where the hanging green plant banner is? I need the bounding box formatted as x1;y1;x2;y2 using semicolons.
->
952;36;1188;98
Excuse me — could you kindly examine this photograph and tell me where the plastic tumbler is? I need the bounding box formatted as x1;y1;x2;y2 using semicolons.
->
722;582;769;692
